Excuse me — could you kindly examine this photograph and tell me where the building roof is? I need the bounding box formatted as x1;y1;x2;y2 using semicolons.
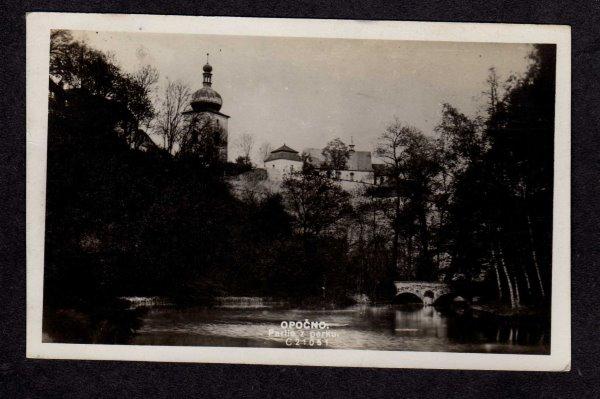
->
271;144;299;154
191;85;223;112
303;147;373;171
190;60;224;112
265;144;302;162
347;151;373;171
182;107;230;118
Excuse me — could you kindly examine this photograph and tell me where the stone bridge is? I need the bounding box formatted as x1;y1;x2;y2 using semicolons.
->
394;281;454;305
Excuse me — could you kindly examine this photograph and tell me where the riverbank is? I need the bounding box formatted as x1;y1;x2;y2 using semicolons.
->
470;303;550;319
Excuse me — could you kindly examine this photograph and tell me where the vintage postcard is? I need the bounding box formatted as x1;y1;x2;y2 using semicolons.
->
26;13;571;370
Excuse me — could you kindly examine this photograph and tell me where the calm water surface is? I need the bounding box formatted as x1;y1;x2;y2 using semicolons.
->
130;299;549;354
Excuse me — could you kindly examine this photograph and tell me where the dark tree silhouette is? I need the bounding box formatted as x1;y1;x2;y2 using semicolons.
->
282;170;352;238
178;114;226;169
375;121;441;281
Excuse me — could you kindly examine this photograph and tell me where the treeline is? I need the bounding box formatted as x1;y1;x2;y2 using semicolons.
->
45;30;555;311
366;45;555;308
45;31;362;308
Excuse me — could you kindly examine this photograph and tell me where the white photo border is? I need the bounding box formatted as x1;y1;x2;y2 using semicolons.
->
26;12;571;371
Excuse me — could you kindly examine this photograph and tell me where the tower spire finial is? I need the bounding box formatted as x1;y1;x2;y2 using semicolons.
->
202;52;213;86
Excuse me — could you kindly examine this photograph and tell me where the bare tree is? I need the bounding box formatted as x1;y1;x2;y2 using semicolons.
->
133;65;160;130
155;80;191;154
133;65;159;93
484;67;500;116
236;133;255;164
257;142;272;165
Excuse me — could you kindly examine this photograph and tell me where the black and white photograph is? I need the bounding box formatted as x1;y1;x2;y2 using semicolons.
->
26;13;571;370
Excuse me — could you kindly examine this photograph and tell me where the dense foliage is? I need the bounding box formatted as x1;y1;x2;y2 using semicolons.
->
44;31;555;316
372;45;555;308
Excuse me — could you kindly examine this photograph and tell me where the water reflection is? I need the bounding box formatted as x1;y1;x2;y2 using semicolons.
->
42;297;549;354
122;302;549;354
395;306;447;338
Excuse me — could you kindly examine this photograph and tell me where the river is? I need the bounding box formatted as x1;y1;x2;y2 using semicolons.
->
125;297;549;354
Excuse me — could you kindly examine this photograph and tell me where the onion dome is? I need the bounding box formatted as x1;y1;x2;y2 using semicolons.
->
190;53;223;112
190;86;223;112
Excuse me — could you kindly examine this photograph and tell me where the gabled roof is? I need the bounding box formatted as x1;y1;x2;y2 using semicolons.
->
265;152;302;162
265;144;302;162
271;144;298;154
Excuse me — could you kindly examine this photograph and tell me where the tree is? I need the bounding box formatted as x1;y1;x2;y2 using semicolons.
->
235;155;252;167
436;45;555;308
133;65;159;94
257;142;272;165
484;67;500;115
435;103;485;175
131;65;159;131
482;44;555;307
236;133;255;166
45;30;164;313
178;114;226;169
322;138;350;171
376;120;441;281
282;171;351;239
282;171;352;298
432;104;486;277
155;80;191;154
114;74;156;147
347;186;392;298
48;30;155;149
235;167;269;204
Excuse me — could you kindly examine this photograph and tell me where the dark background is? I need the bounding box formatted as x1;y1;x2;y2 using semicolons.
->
1;0;598;397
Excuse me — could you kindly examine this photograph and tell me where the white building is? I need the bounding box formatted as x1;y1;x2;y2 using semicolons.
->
264;144;303;181
303;144;375;191
264;143;376;191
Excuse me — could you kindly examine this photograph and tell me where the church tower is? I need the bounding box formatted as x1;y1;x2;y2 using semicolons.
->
183;54;229;162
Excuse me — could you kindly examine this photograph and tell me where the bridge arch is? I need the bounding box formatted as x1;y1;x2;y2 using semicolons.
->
394;292;423;305
394;281;454;305
432;292;459;306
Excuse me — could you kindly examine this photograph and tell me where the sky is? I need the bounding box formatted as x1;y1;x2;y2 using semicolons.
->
71;30;533;163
